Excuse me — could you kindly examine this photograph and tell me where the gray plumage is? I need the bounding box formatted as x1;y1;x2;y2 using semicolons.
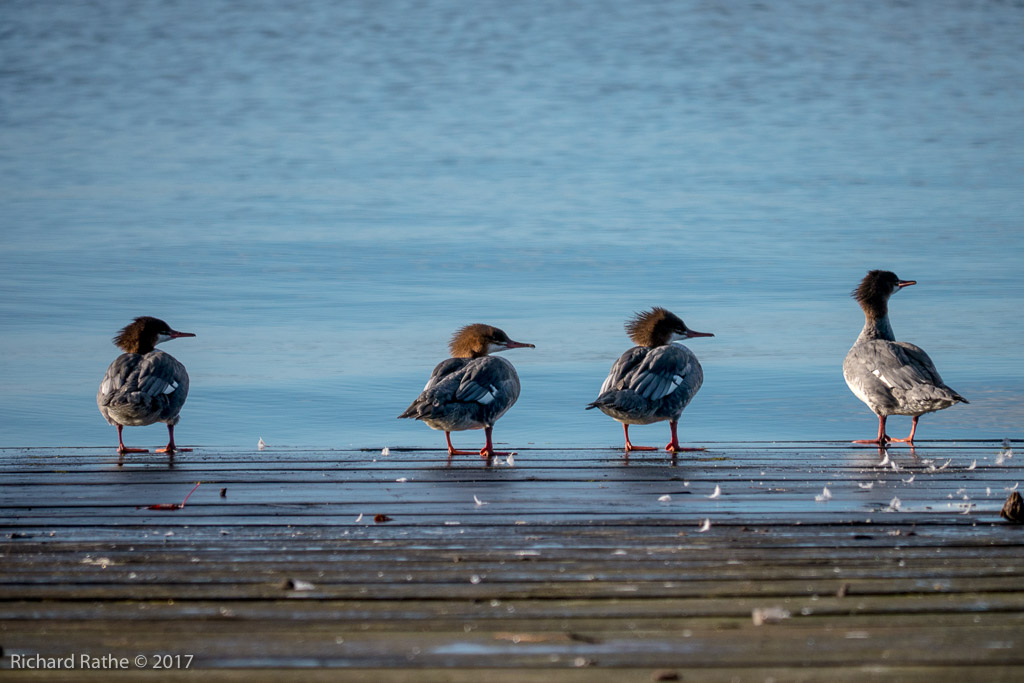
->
97;316;195;453
587;308;711;441
844;339;964;418
98;350;190;428
398;355;521;432
398;323;533;459
843;270;966;442
587;344;703;424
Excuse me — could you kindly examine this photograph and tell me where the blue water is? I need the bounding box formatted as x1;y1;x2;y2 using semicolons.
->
1;0;1022;449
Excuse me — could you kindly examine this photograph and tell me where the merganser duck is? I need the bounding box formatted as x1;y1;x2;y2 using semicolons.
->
97;317;195;455
398;324;534;462
587;308;713;453
843;270;967;445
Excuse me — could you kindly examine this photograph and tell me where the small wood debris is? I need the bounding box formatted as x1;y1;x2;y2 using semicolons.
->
220;488;227;497
81;557;119;568
495;632;572;644
280;578;315;591
752;607;791;625
651;671;680;682
141;482;201;511
374;513;393;523
836;583;850;598
1001;491;1024;523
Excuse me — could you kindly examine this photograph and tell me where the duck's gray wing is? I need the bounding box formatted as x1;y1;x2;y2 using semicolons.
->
421;358;469;393
399;358;468;419
595;347;649;396
97;351;190;426
588;345;703;420
891;341;968;403
844;340;965;415
455;356;521;424
399;357;520;428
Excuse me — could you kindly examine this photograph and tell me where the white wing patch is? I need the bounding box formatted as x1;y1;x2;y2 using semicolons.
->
872;369;894;388
477;385;498;405
162;380;179;395
648;373;684;401
100;380;111;395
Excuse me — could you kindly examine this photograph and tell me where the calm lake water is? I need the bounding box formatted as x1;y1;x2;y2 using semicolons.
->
1;0;1022;450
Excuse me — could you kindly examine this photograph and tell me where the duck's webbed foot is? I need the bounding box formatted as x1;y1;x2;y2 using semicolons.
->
623;424;657;452
156;425;191;453
445;432;477;456
853;415;890;445
116;425;148;454
888;416;920;444
479;427;513;461
664;421;704;453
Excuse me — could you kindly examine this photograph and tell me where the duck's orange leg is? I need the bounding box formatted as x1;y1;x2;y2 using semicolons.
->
888;416;919;443
665;420;705;453
479;426;512;459
156;424;192;454
623;424;656;452
445;432;477;456
853;415;890;445
116;424;148;454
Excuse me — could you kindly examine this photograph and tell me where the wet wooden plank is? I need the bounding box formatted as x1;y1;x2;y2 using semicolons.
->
2;441;1023;677
2;667;1022;682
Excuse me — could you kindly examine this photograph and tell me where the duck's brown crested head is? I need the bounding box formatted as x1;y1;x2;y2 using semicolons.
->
853;270;916;318
626;307;693;347
449;324;534;359
113;317;194;354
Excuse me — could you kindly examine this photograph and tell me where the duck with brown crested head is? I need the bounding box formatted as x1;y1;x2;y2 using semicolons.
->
843;270;967;445
587;307;713;455
97;316;195;456
399;324;534;462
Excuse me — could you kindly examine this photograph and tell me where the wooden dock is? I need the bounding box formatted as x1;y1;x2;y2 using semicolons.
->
2;441;1023;681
